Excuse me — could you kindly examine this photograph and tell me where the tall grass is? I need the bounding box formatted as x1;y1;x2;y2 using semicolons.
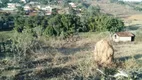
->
135;30;142;42
1;31;142;79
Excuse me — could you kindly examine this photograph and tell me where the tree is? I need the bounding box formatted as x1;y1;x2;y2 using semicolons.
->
52;8;58;16
86;14;124;32
87;5;100;17
0;0;9;8
68;6;76;15
62;0;70;7
107;18;124;32
46;14;62;36
11;0;20;3
17;6;25;15
87;17;96;32
14;16;25;32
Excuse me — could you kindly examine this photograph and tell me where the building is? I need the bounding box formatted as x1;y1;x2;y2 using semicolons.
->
112;32;135;42
40;6;52;15
0;8;17;12
24;5;31;11
7;3;21;8
29;1;39;5
21;0;26;3
69;2;77;8
119;0;142;2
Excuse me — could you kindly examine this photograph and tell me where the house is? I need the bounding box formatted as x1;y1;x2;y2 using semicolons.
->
57;0;62;4
0;8;17;12
41;6;52;11
7;3;21;8
69;2;77;8
112;32;135;42
40;6;52;15
24;5;31;11
29;1;39;5
119;0;142;2
36;5;41;9
21;0;26;3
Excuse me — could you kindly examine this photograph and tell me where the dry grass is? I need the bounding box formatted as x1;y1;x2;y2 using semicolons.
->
124;14;142;26
91;0;140;17
30;32;142;79
127;14;142;21
114;42;142;59
1;31;142;79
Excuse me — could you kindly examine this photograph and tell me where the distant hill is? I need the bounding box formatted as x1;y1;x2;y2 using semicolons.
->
90;0;141;18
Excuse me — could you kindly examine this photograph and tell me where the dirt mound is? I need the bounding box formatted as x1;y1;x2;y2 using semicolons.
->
94;39;114;67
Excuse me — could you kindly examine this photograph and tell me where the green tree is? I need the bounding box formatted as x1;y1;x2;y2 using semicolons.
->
87;14;124;32
62;0;70;7
68;6;76;15
0;0;9;8
24;17;33;29
87;17;96;32
11;0;20;3
17;6;25;15
14;16;25;32
46;14;62;36
87;5;100;17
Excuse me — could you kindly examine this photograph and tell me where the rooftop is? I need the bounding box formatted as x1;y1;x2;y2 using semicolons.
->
116;32;134;37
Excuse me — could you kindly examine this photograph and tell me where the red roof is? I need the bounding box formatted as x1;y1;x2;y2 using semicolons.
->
116;32;134;37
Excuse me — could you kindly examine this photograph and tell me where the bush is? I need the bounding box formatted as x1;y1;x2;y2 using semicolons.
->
87;14;124;32
10;29;42;61
13;14;124;38
44;14;82;38
110;0;125;5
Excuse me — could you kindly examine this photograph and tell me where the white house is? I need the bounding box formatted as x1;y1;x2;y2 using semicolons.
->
112;32;135;42
24;5;31;11
119;0;142;2
29;1;39;5
40;6;52;15
0;8;16;12
7;3;21;8
69;2;77;8
21;0;26;3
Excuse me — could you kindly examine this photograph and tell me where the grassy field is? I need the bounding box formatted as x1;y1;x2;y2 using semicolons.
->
0;29;142;79
1;1;142;79
91;0;141;18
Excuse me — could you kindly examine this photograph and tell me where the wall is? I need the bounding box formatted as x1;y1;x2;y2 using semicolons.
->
112;34;119;42
119;37;131;42
112;34;132;42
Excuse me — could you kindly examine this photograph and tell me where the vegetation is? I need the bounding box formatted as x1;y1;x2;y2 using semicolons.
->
0;0;9;8
109;0;125;5
109;0;142;11
1;31;142;80
1;0;142;80
0;13;14;30
11;13;124;38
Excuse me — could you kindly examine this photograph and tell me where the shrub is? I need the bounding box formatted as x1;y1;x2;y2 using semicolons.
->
10;29;42;61
13;14;124;38
87;14;124;32
44;14;82;38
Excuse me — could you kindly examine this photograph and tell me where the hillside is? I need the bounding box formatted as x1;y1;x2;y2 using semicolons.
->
1;0;142;80
91;0;141;18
